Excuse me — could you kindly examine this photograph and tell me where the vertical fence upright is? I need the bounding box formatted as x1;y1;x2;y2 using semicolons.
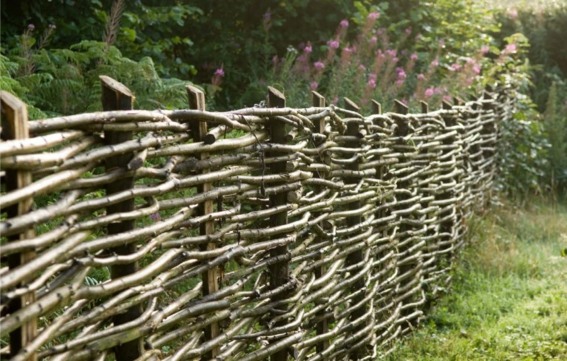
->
343;98;369;360
1;91;37;360
311;90;330;354
100;75;143;360
187;85;221;359
266;87;291;361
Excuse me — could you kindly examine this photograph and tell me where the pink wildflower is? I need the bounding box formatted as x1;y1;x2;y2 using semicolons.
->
367;78;377;89
431;58;439;67
473;64;481;74
340;19;349;28
396;67;407;80
310;81;318;90
370;36;378;45
214;67;225;77
304;42;312;54
481;45;490;55
396;79;405;87
417;73;425;81
327;40;340;49
507;8;518;19
449;63;462;72
368;12;380;21
410;53;418;61
386;49;397;58
424;87;435;98
314;61;325;70
343;46;354;54
503;43;517;54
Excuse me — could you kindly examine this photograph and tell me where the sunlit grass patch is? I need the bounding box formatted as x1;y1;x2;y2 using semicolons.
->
384;200;567;360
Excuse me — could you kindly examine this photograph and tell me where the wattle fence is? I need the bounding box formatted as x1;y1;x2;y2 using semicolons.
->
0;76;513;361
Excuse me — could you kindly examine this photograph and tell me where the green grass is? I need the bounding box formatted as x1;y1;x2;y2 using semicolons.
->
384;200;567;360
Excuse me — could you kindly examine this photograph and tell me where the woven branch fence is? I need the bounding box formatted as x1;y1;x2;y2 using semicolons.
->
0;76;515;361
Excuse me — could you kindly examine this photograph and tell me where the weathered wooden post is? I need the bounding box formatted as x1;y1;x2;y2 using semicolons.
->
343;97;368;360
311;91;330;354
371;99;382;115
266;87;291;361
187;85;221;360
393;99;424;333
100;76;143;360
1;91;38;361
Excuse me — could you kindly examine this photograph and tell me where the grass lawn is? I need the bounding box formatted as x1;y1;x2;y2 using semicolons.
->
384;200;567;360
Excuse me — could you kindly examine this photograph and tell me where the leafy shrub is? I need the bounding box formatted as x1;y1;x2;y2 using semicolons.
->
1;28;193;118
544;81;567;194
494;2;567;197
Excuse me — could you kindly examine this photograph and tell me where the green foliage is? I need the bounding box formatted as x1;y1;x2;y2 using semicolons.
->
496;102;550;197
0;54;47;119
1;37;193;118
544;81;567;194
491;3;567;198
114;1;202;78
496;1;567;111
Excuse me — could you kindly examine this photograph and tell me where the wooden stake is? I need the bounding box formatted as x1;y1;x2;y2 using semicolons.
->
267;87;290;361
1;91;37;361
394;99;409;114
100;76;143;360
371;100;382;115
311;91;329;354
187;85;220;360
343;97;367;360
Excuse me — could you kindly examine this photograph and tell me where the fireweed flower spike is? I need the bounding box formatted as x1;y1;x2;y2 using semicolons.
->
327;40;340;49
314;61;325;71
212;66;224;86
368;12;380;21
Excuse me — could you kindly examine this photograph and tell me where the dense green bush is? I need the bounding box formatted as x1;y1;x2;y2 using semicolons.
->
1;36;192;118
494;2;567;197
496;1;567;111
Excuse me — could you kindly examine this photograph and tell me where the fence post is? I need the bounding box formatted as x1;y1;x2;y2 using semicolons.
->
100;76;143;360
392;99;424;333
343;97;368;360
266;87;290;361
187;85;221;359
311;91;330;354
1;91;37;360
